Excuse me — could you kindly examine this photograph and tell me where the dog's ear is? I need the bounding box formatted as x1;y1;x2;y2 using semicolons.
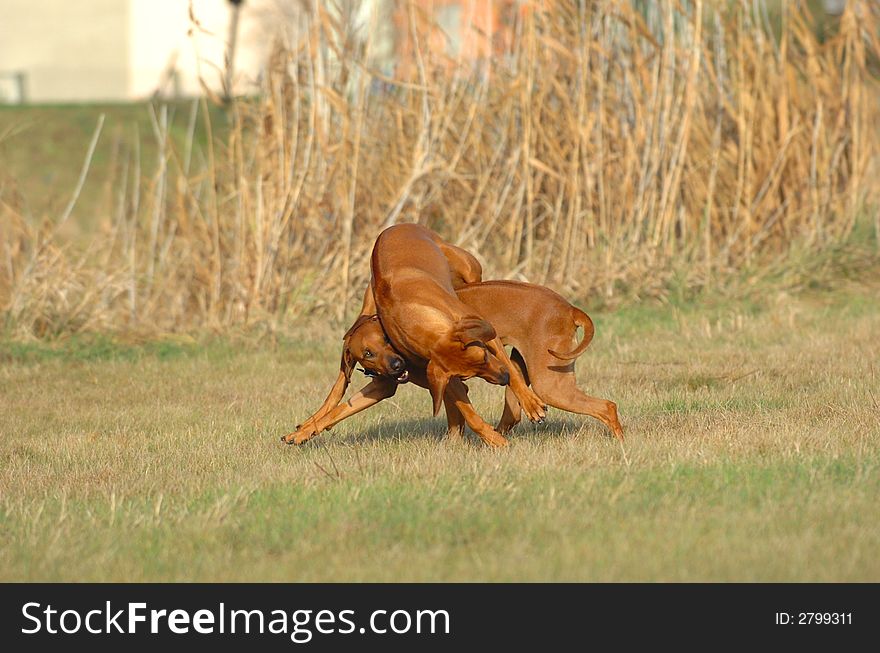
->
340;314;381;382
452;316;496;349
343;313;379;340
340;346;355;382
426;359;450;417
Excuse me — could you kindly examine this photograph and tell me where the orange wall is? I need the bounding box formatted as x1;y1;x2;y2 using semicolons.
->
391;0;519;75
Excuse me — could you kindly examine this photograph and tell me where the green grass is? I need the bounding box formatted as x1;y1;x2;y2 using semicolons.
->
1;284;879;581
0;101;227;236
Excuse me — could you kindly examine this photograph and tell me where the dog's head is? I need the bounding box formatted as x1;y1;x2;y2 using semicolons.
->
424;316;510;416
341;315;410;384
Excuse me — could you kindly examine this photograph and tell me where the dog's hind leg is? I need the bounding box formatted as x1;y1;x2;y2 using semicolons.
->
532;367;624;440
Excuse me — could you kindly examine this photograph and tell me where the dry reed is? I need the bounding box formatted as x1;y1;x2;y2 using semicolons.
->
1;0;878;338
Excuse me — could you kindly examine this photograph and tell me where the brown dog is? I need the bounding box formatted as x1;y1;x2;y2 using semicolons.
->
282;227;486;440
287;280;623;443
459;281;623;439
283;224;546;447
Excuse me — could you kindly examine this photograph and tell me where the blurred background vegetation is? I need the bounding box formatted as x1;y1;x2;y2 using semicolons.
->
1;0;878;338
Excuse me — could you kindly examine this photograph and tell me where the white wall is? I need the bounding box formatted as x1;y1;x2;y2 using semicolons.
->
128;0;271;99
0;0;274;102
0;0;129;102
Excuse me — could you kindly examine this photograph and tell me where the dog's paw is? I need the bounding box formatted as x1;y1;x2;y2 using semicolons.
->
479;430;510;448
519;389;547;423
281;433;310;446
281;426;318;445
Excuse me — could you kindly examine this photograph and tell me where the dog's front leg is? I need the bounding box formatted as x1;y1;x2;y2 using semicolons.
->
486;338;546;423
443;391;467;439
296;369;351;432
282;378;399;445
444;379;508;448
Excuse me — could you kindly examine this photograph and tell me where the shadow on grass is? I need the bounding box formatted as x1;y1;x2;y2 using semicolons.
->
293;412;616;448
327;417;447;446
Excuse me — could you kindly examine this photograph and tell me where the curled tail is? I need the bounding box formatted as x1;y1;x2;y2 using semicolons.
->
548;308;595;360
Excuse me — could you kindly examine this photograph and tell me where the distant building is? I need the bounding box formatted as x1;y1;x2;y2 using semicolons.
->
0;0;527;104
390;0;520;76
0;0;271;103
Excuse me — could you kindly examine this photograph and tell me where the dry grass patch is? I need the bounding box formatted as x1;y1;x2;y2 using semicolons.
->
2;1;878;335
1;286;878;581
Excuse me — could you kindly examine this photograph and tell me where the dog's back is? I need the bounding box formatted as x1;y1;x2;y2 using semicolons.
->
370;224;475;362
371;224;457;296
456;280;591;360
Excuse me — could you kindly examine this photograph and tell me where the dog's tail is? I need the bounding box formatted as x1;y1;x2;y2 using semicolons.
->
548;308;595;360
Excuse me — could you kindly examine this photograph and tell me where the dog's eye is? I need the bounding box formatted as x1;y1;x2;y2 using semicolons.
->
363;349;373;359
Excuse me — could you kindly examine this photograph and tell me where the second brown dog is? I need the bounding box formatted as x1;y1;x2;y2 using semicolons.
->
287;280;623;443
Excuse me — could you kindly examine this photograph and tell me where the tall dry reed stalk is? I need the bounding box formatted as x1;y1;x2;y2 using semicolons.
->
1;0;878;337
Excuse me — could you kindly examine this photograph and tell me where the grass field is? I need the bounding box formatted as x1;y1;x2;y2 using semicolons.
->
2;282;878;582
1;1;879;585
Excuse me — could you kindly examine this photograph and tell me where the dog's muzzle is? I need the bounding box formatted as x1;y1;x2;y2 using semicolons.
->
360;367;410;384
